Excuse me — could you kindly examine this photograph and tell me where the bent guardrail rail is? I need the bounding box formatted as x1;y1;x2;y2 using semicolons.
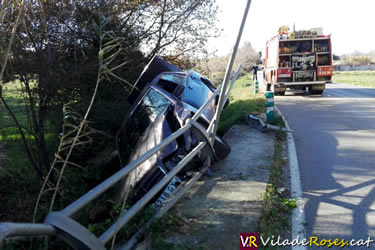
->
0;0;252;248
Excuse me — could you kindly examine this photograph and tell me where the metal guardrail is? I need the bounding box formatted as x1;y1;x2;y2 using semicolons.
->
0;0;252;248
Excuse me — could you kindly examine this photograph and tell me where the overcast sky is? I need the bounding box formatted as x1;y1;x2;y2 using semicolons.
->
208;0;375;56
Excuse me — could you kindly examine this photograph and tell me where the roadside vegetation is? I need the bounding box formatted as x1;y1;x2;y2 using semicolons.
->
339;51;375;66
217;73;266;136
259;118;297;250
195;42;261;86
332;71;375;88
0;81;47;222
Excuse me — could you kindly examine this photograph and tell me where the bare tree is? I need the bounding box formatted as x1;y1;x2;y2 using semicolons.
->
233;41;260;72
138;0;219;60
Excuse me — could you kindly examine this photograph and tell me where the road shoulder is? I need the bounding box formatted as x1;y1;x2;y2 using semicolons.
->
275;106;306;250
161;125;275;249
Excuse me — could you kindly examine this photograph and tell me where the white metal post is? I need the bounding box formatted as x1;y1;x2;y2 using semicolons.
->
211;0;252;143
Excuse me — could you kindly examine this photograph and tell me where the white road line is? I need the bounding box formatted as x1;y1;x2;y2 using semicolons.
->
275;106;306;250
324;90;348;98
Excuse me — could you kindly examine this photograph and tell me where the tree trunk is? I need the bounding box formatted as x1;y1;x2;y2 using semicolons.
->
38;106;51;175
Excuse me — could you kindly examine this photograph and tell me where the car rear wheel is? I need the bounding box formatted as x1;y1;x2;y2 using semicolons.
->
213;136;231;160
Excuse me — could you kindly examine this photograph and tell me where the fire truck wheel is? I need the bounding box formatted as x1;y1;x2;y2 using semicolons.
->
275;91;285;96
312;90;323;95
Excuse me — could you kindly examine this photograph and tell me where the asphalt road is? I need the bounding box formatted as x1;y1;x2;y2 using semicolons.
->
276;83;375;246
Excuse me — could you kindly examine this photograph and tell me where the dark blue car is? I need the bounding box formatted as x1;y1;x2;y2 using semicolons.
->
116;57;230;202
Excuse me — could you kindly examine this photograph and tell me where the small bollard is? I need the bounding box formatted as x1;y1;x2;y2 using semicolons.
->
265;91;274;122
254;80;259;94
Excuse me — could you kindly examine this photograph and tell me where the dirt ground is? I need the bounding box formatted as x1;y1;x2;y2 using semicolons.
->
165;125;275;249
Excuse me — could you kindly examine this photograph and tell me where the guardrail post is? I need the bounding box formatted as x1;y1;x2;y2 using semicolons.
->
44;212;106;250
265;91;274;122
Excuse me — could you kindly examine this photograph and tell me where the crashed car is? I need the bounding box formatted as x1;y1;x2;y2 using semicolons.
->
115;56;230;204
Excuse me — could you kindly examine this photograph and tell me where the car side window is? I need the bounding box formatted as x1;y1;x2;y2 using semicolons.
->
161;73;185;84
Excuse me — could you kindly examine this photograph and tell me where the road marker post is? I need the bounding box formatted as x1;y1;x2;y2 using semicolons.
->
254;80;259;94
265;91;274;122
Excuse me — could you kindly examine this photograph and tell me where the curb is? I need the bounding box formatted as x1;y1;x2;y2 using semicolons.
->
274;106;307;250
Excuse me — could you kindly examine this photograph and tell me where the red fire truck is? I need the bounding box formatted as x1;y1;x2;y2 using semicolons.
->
264;27;333;95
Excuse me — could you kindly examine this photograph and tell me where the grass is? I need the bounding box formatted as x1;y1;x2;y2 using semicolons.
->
332;70;375;88
258;119;297;250
0;80;60;224
0;81;39;222
0;81;31;169
217;73;266;136
0;80;28;128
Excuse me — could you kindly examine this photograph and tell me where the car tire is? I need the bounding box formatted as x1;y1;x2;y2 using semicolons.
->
215;96;230;109
312;90;323;95
213;136;231;160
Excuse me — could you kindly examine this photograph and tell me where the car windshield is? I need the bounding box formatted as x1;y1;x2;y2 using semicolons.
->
117;88;172;162
181;76;211;109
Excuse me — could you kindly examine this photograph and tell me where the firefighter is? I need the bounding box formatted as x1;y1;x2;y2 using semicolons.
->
252;65;258;81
